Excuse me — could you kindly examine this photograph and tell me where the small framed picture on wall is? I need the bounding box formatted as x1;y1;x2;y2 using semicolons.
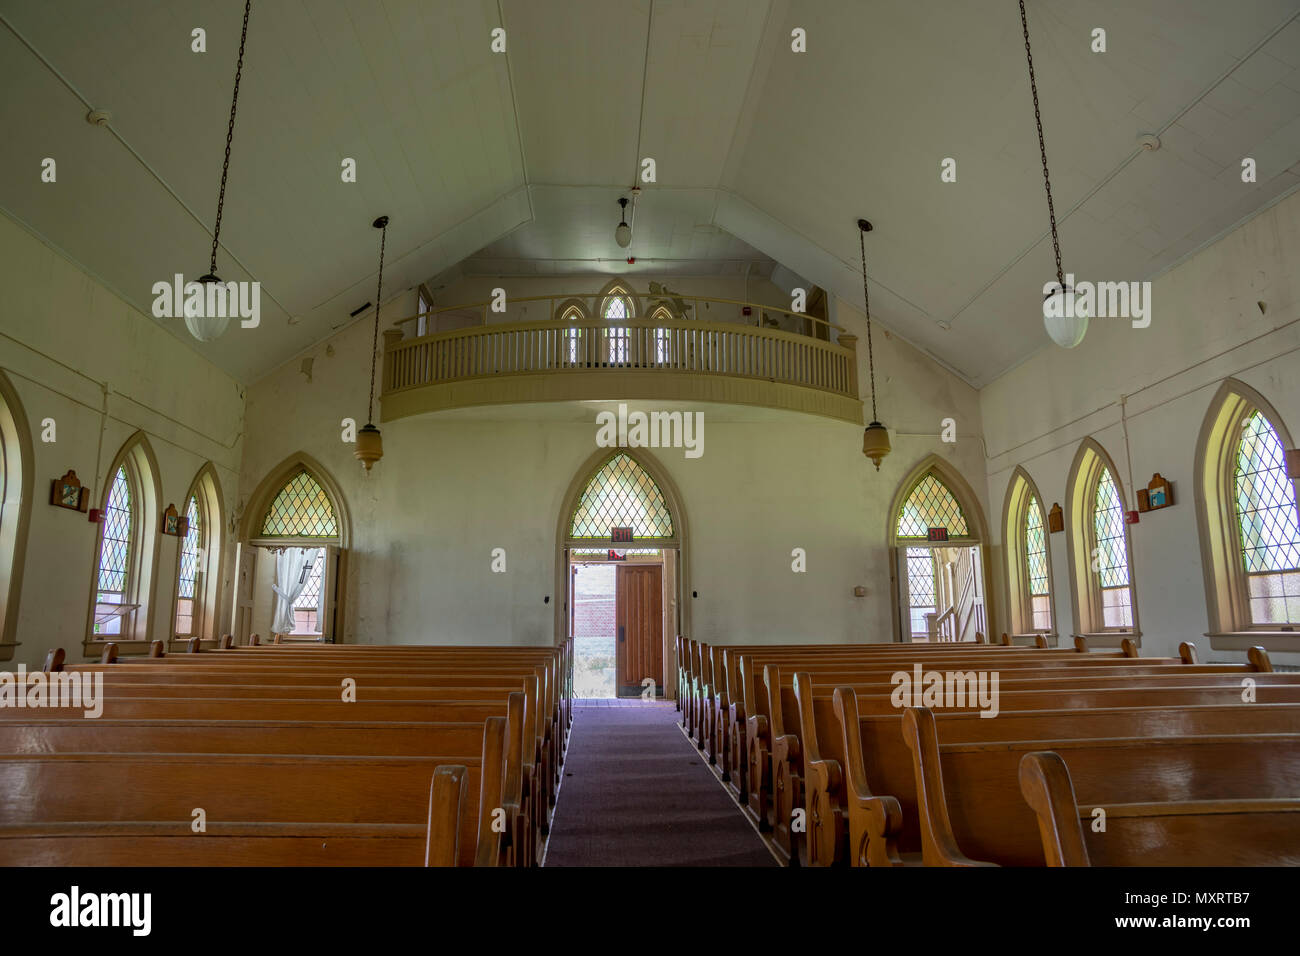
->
50;470;89;512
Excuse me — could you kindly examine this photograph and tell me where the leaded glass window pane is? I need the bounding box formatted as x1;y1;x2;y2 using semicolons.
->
570;454;674;538
260;471;337;537
604;292;630;364
94;466;132;636
175;495;201;634
1235;410;1300;624
293;553;324;634
1093;467;1132;627
1025;494;1049;597
897;473;970;538
906;547;937;637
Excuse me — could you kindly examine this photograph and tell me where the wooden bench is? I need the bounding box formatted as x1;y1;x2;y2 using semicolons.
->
902;706;1300;866
739;649;1238;833
1019;749;1300;866
0;719;505;867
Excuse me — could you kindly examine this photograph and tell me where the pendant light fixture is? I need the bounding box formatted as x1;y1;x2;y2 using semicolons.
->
191;0;252;343
1020;0;1089;349
858;218;891;470
614;196;632;248
354;215;388;471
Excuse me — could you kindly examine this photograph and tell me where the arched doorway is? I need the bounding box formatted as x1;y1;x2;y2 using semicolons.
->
238;454;350;644
887;455;992;642
555;449;688;698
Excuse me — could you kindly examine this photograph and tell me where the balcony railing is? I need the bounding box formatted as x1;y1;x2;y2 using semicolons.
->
379;295;863;424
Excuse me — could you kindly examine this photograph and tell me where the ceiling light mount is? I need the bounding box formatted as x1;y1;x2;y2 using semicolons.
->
85;109;111;127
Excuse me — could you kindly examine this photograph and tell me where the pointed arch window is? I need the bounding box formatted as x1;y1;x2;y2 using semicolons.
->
1024;495;1051;630
88;435;160;644
1004;469;1055;636
1235;410;1300;624
570;453;674;539
1066;440;1137;637
649;305;673;364
557;301;587;365
1198;384;1300;635
1092;468;1132;627
174;495;202;635
260;470;338;538
602;286;633;365
94;466;135;637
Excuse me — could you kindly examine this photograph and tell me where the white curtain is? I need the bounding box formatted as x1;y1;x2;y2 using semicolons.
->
271;547;317;635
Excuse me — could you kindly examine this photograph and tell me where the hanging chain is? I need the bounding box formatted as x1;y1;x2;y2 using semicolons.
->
858;225;878;422
207;0;252;278
368;221;387;425
1019;0;1064;290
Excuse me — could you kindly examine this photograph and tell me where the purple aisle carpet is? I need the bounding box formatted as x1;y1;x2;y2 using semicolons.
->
543;700;777;867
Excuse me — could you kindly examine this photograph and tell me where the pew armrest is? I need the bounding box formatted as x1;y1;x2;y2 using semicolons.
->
805;757;845;867
901;707;997;868
426;764;469;867
1018;751;1092;867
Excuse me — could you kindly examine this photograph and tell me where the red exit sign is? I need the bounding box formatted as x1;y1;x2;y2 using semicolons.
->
607;549;627;561
927;527;949;541
610;527;634;543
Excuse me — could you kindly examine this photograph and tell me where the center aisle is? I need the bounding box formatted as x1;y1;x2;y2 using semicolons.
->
544;699;777;866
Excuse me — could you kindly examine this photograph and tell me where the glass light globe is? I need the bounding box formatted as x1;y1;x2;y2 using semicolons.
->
1042;286;1089;349
615;222;632;248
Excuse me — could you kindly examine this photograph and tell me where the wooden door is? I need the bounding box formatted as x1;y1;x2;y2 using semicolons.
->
616;564;662;697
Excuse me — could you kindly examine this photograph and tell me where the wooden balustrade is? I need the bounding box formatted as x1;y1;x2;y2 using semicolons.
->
379;317;864;424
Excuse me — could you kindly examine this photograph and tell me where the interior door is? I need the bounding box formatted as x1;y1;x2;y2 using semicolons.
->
616;564;663;697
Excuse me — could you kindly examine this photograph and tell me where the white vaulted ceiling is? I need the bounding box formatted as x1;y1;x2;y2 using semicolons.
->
1;0;1298;385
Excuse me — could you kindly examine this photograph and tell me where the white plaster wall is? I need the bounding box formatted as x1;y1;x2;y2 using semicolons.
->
0;212;245;667
980;188;1300;666
239;278;984;648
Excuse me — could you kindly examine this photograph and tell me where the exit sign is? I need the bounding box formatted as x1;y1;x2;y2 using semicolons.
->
607;549;627;561
610;527;634;543
927;527;949;541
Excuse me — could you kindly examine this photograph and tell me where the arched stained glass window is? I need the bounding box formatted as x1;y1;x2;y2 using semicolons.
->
1025;494;1050;630
260;470;338;538
603;286;632;364
1235;410;1300;624
175;495;201;635
897;473;970;538
94;466;133;636
570;453;673;538
1093;467;1133;627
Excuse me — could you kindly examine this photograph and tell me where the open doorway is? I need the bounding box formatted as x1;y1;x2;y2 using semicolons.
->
897;544;986;642
571;562;616;698
570;549;668;698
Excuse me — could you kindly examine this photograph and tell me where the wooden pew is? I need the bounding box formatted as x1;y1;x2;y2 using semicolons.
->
741;650;1236;834
1019;749;1300;866
47;648;551;866
901;706;1300;866
0;717;506;866
817;679;1300;867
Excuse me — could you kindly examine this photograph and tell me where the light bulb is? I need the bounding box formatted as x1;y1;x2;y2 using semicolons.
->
615;221;632;248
